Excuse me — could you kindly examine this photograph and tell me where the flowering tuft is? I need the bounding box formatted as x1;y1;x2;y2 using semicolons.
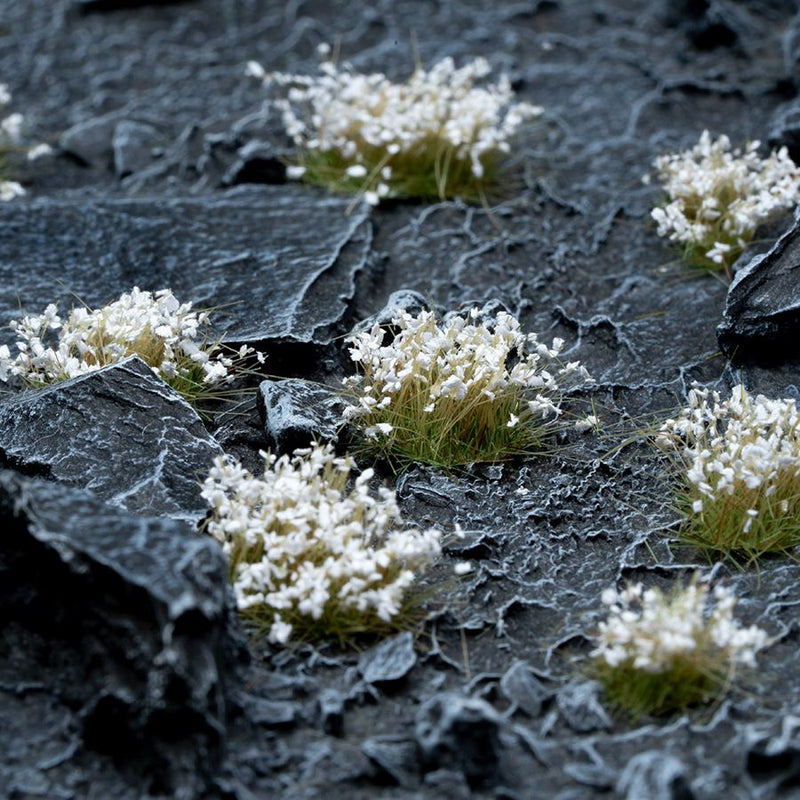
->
0;287;263;405
0;82;25;201
657;385;800;562
650;130;800;277
253;53;542;204
201;443;442;643
591;576;768;717
342;307;593;467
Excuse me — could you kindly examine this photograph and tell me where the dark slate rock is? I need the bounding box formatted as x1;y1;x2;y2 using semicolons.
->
663;0;742;49
422;768;471;799
248;698;297;729
357;632;417;685
415;693;503;785
223;139;289;187
0;356;221;521
362;735;420;789
59;113;121;167
746;718;800;788
0;470;233;797
0;186;371;347
499;661;551;718
556;681;612;733
257;378;350;455
616;751;694;800
717;216;800;362
564;761;618;790
113;120;159;178
769;99;800;163
317;688;346;737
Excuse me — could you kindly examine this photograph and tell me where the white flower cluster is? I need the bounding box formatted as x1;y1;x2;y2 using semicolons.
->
250;53;542;203
343;307;591;425
0;287;259;389
658;385;800;524
201;443;442;644
0;82;25;201
592;579;768;673
651;130;800;267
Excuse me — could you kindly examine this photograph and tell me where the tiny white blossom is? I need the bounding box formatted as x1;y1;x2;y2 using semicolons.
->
201;444;442;643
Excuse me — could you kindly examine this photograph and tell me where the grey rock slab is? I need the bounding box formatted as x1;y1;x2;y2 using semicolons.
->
415;692;503;785
361;735;420;789
500;661;551;718
0;186;370;347
58;112;122;167
112;120;159;178
616;751;694;800
0;469;233;797
556;681;612;733
718;215;800;362
258;378;350;455
357;632;417;685
0;356;221;521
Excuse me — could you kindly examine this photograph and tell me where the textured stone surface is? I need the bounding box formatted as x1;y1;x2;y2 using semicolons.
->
0;356;221;521
358;632;417;685
258;377;351;455
2;0;800;798
0;470;234;799
718;215;800;361
0;187;370;347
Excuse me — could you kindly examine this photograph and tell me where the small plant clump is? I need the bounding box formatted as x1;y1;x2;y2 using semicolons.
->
249;50;542;205
0;287;263;405
650;130;800;278
0;82;25;201
342;307;594;468
591;577;768;718
658;384;800;565
201;443;443;644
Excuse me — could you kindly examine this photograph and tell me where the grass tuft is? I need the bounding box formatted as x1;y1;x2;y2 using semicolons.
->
657;384;800;565
252;53;541;206
342;306;595;470
590;576;768;719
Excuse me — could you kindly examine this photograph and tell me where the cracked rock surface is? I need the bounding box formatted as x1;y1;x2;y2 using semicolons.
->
2;0;800;798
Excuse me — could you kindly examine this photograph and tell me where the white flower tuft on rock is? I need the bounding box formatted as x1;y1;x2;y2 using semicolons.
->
592;577;768;674
251;52;542;203
658;385;800;544
651;130;800;274
0;287;262;398
201;443;442;644
342;307;593;465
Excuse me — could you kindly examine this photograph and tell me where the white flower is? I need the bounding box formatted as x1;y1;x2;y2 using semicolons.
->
254;53;542;204
659;385;800;537
0;287;260;395
592;577;768;674
651;131;800;269
201;444;442;643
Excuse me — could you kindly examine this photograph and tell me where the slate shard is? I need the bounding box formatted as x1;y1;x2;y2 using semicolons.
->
357;632;417;685
617;751;695;800
0;356;222;521
0;470;234;798
500;660;551;718
769;99;800;163
0;187;370;348
747;718;800;790
362;735;420;789
258;378;350;455
414;693;503;786
717;216;800;362
556;681;612;733
113;120;159;178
